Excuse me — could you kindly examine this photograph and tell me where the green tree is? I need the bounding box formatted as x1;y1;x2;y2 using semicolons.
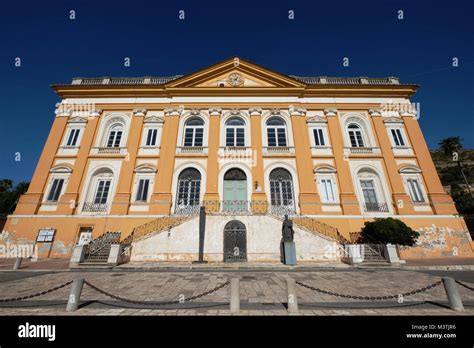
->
451;184;474;215
0;180;29;218
438;136;472;197
359;218;420;246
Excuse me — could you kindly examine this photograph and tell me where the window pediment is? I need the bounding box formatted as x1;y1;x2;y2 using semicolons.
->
399;165;422;173
67;116;88;124
384;116;404;124
144;116;164;124
50;164;73;173
306;116;327;124
134;163;157;173
313;164;336;173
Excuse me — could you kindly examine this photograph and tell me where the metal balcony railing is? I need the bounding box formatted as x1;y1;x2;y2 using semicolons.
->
83;202;108;213
362;203;389;213
174;204;201;215
270;204;297;216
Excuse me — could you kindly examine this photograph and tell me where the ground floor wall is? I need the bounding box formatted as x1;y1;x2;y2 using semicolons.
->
131;215;338;262
1;214;472;260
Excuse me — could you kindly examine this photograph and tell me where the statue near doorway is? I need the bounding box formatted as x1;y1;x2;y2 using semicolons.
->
282;215;294;242
280;214;297;265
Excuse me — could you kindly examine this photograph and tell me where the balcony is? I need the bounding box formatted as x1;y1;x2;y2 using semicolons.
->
90;147;127;155
345;147;381;155
362;203;389;213
176;146;208;154
82;202;108;213
174;204;201;215
263;146;295;155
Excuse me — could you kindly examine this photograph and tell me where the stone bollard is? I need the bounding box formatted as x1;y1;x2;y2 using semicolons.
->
230;278;240;314
286;278;298;314
13;257;23;270
442;277;464;312
66;278;85;312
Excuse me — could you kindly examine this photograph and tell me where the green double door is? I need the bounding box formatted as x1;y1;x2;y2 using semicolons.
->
223;180;247;212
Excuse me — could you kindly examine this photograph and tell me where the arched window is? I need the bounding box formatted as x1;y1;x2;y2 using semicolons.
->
225;117;245;147
175;168;202;214
83;168;114;213
183;118;204;147
266;117;287;147
347;124;365;147
106;123;124;148
357;168;388;212
269;168;295;215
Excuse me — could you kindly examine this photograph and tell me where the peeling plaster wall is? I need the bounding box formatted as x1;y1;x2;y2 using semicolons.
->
131;215;339;262
399;224;473;259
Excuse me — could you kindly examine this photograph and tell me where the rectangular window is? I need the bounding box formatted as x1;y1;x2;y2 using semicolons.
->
107;131;122;147
66;129;80;146
313;128;325;146
135;179;150;202
94;180;111;204
268;128;287;147
184;128;203;147
319;178;336;203
226;128;245;147
407;178;425;202
360;180;378;204
145;129;158;146
390;128;406;147
46;178;64;202
37;229;55;242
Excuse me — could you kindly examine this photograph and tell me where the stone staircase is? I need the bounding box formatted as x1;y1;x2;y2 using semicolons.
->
363;244;388;263
81;231;121;265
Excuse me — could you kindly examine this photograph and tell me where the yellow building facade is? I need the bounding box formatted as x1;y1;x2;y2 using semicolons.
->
2;58;472;261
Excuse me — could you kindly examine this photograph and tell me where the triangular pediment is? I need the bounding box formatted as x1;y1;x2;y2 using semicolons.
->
165;57;306;89
306;116;327;124
67;116;88;123
383;116;404;124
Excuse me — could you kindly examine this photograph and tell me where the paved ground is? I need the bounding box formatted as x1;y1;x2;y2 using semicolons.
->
405;257;474;266
0;269;472;315
1;256;473;271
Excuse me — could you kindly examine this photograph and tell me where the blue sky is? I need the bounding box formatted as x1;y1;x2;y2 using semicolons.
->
0;0;473;183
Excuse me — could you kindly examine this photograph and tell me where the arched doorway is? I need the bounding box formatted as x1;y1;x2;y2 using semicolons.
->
269;168;295;215
223;168;247;212
223;220;247;262
175;168;202;215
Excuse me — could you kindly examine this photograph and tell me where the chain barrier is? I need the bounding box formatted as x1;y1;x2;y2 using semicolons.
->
295;280;443;301
455;280;474;291
84;280;230;306
0;280;73;303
